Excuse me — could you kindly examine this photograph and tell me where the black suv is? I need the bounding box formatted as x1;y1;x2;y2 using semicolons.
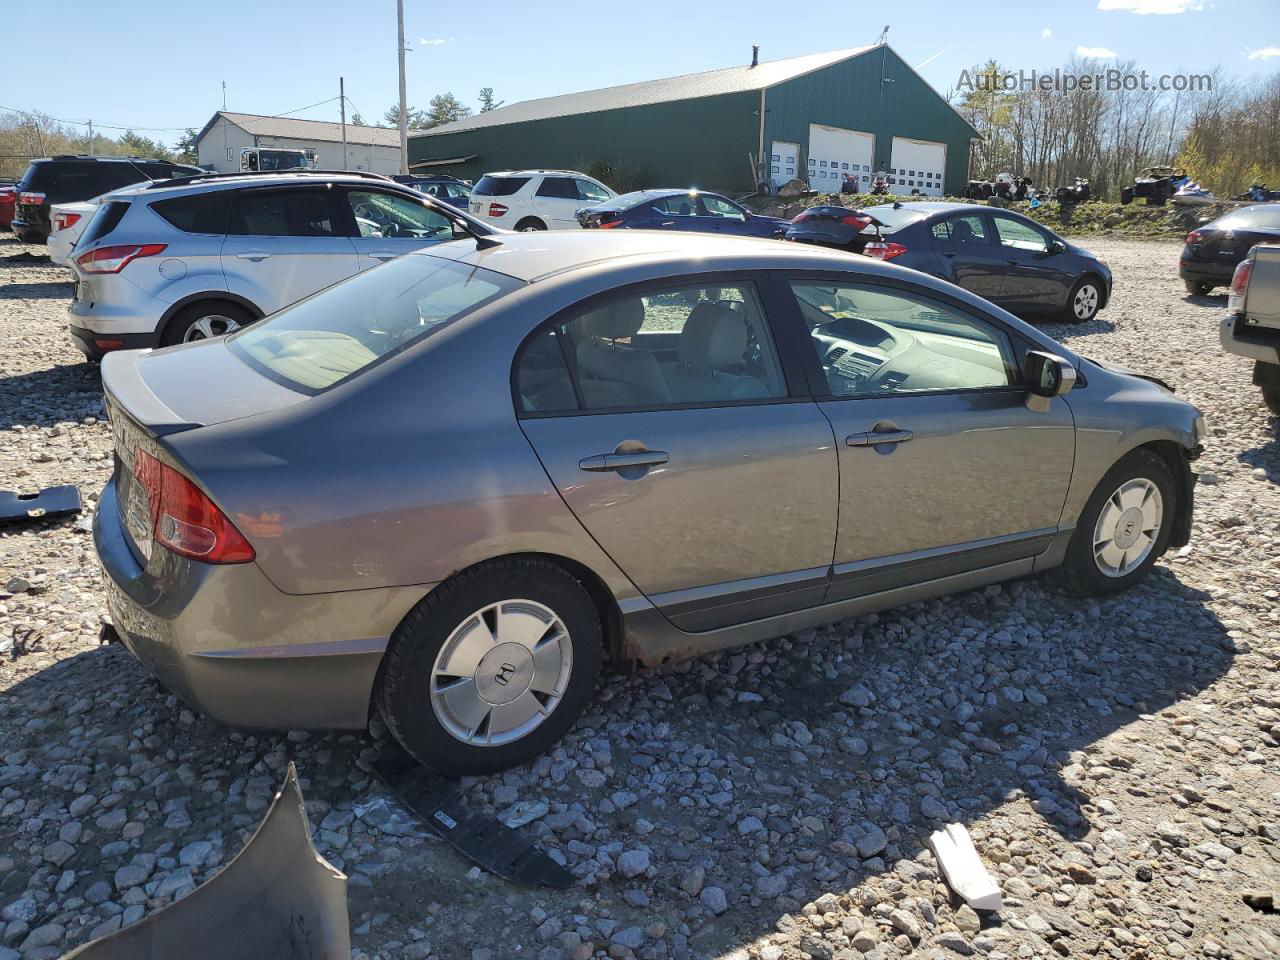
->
11;155;204;243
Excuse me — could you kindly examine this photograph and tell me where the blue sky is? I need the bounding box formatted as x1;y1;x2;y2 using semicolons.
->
5;0;1277;147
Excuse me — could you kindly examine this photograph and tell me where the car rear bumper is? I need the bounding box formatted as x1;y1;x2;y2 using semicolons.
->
68;324;159;360
47;230;78;266
1179;256;1238;284
94;475;427;730
1220;314;1280;364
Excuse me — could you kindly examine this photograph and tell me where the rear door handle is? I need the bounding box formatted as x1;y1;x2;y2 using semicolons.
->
368;251;399;260
579;450;669;472
236;250;270;261
941;252;956;259
847;429;913;447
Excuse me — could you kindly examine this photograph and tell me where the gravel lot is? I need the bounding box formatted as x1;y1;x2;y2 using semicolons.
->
1;233;1278;960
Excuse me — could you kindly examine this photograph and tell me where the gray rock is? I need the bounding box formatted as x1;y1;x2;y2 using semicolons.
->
890;908;923;940
618;848;650;878
114;862;153;892
699;886;729;915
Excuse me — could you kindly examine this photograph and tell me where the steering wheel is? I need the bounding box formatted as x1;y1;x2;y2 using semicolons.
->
382;222;401;238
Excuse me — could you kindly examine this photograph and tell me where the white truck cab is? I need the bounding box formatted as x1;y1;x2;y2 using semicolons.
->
1221;243;1280;413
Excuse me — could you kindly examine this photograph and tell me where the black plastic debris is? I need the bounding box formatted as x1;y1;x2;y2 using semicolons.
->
375;746;573;889
0;485;82;522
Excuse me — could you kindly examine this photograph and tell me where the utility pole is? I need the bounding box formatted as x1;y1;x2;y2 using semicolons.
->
396;0;409;174
340;76;349;170
86;120;93;154
222;81;227;110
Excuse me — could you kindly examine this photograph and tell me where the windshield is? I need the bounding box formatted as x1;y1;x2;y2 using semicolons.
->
259;151;307;171
229;255;519;393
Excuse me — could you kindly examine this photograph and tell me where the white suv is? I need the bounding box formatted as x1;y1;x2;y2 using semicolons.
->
468;170;615;232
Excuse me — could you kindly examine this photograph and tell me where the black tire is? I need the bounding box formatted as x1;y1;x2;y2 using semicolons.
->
1262;387;1280;416
1048;449;1176;597
161;301;254;346
1184;279;1213;296
377;558;603;775
1064;276;1103;322
514;217;547;232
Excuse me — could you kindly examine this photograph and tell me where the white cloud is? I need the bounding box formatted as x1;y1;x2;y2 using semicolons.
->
1097;0;1204;13
1247;46;1280;60
1076;45;1119;58
419;37;447;45
1041;27;1053;39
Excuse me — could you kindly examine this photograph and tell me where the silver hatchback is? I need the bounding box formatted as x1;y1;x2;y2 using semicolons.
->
95;231;1205;773
66;171;492;359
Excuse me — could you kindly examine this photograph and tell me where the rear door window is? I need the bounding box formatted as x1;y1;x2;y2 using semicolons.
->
473;176;530;197
931;215;989;244
229;188;338;237
535;177;578;199
150;192;233;234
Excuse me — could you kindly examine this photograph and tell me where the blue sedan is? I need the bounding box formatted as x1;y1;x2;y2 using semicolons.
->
577;189;789;238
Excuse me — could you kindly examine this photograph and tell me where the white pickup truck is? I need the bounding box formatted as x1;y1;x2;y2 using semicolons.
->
1222;243;1280;413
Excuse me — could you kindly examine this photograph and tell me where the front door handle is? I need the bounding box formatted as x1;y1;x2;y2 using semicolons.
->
236;250;271;261
579;450;669;472
847;429;913;447
1007;258;1019;266
941;251;956;259
368;251;399;260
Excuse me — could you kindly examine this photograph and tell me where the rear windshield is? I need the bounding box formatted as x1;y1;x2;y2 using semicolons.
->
589;191;652;212
861;204;932;232
229;256;520;393
17;160;151;203
473;176;530;197
78;201;131;247
1214;206;1280;231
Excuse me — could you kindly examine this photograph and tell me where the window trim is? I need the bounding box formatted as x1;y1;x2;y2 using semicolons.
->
768;269;1032;403
511;270;812;419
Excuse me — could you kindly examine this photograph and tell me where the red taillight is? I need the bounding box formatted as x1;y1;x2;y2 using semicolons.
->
53;212;82;232
487;202;508;217
76;243;167;274
1228;258;1253;314
92;338;125;352
132;449;255;564
18;191;46;205
841;214;871;227
862;241;909;261
791;211;811;223
1185;229;1203;244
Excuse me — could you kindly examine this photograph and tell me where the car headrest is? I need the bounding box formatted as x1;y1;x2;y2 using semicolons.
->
679;302;747;370
571;299;645;342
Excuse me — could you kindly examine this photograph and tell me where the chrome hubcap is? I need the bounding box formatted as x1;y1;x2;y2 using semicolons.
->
430;600;572;746
183;314;240;342
1093;478;1163;577
1073;284;1099;319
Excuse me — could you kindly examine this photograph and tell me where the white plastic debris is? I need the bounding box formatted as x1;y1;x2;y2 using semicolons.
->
928;823;1003;911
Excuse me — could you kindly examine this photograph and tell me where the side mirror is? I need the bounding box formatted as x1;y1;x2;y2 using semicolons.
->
1024;350;1076;411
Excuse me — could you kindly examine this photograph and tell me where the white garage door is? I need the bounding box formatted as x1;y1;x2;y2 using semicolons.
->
807;124;874;191
889;137;946;197
769;140;800;189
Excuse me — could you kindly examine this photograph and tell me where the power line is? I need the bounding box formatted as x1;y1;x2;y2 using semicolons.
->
0;95;347;137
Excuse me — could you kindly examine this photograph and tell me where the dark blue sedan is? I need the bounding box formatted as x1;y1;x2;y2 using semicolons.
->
577;189;789;238
787;202;1113;322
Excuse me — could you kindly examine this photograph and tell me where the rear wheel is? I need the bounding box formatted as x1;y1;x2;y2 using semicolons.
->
1065;277;1102;322
1184;279;1213;296
514;217;547;232
378;558;603;775
1049;449;1175;596
161;301;253;346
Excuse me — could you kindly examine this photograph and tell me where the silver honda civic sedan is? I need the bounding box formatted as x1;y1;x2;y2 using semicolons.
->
95;231;1205;774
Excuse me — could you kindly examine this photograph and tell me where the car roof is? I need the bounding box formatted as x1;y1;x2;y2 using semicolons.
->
482;170;593;178
864;201;989;218
422;229;899;283
33;155;186;164
108;171;405;200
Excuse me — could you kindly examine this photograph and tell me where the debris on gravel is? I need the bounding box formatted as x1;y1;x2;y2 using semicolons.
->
1;235;1278;960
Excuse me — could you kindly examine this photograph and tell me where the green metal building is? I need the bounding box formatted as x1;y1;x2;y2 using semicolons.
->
408;45;980;196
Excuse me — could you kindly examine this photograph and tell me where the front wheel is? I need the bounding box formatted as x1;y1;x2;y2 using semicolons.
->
1065;277;1102;322
1185;279;1213;296
377;558;603;775
1048;449;1175;596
